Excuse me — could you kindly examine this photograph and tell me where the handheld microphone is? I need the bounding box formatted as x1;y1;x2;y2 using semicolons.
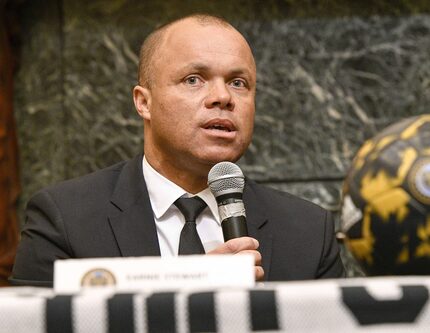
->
208;162;248;241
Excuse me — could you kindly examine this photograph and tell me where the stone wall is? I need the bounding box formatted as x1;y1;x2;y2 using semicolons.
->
14;0;430;276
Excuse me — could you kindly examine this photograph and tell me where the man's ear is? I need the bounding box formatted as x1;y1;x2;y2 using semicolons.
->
133;85;152;120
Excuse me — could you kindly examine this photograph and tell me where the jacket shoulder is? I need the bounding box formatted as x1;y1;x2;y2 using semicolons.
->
247;180;327;215
28;160;132;216
39;160;127;198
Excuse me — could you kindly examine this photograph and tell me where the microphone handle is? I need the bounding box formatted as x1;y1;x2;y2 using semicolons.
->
222;215;248;241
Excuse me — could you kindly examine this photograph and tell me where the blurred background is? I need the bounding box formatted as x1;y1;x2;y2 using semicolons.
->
2;0;430;283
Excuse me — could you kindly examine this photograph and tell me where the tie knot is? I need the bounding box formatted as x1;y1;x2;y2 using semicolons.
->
174;196;207;223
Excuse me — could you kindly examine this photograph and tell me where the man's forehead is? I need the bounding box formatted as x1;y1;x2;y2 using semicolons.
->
164;19;233;43
165;16;233;35
159;18;255;66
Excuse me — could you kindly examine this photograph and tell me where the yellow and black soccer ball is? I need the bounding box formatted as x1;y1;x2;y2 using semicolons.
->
341;115;430;275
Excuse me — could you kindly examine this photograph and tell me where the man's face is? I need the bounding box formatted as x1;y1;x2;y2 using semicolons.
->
139;20;256;176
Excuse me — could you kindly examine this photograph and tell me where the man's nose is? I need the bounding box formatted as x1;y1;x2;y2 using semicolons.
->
204;80;234;110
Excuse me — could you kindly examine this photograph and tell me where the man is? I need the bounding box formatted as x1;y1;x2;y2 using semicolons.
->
11;14;344;286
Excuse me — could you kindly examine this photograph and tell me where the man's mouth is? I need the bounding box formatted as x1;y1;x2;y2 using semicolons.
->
203;119;236;132
207;124;232;132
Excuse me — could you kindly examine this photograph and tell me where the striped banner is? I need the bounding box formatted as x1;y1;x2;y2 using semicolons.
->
1;277;430;333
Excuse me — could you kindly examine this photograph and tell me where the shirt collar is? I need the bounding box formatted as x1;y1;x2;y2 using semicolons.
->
142;156;220;224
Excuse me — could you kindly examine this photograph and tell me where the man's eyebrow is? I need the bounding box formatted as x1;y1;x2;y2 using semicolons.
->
229;68;252;77
180;63;211;72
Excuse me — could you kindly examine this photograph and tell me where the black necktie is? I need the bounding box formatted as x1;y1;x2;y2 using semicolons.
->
174;196;207;255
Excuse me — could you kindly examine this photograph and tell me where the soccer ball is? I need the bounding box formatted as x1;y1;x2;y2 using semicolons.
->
341;115;430;275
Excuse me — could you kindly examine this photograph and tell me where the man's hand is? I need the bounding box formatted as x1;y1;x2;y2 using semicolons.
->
208;237;264;281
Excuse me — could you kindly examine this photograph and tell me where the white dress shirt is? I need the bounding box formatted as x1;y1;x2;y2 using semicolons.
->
142;156;224;256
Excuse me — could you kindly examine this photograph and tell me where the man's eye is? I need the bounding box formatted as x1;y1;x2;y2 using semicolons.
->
184;76;201;85
230;79;246;88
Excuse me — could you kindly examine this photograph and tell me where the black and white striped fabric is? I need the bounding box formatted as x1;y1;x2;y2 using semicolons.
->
1;277;430;333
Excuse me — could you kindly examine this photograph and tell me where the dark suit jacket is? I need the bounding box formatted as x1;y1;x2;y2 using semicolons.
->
11;155;344;287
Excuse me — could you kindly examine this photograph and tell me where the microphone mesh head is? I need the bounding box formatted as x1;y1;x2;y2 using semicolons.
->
207;162;245;197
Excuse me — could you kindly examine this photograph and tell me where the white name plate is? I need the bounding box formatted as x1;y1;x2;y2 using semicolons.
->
54;255;255;293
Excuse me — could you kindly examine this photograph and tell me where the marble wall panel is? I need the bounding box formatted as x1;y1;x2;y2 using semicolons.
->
14;0;64;215
238;16;430;181
62;8;144;175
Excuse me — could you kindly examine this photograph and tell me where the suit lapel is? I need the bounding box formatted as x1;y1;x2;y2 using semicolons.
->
243;180;273;281
108;155;161;257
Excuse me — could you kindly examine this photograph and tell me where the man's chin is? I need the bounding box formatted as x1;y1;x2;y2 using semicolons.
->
185;144;247;172
199;152;242;167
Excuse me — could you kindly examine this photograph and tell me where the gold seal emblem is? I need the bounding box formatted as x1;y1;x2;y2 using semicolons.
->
81;268;116;287
408;158;430;205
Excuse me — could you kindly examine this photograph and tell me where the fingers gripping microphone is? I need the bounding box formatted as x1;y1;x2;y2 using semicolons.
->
208;162;248;241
